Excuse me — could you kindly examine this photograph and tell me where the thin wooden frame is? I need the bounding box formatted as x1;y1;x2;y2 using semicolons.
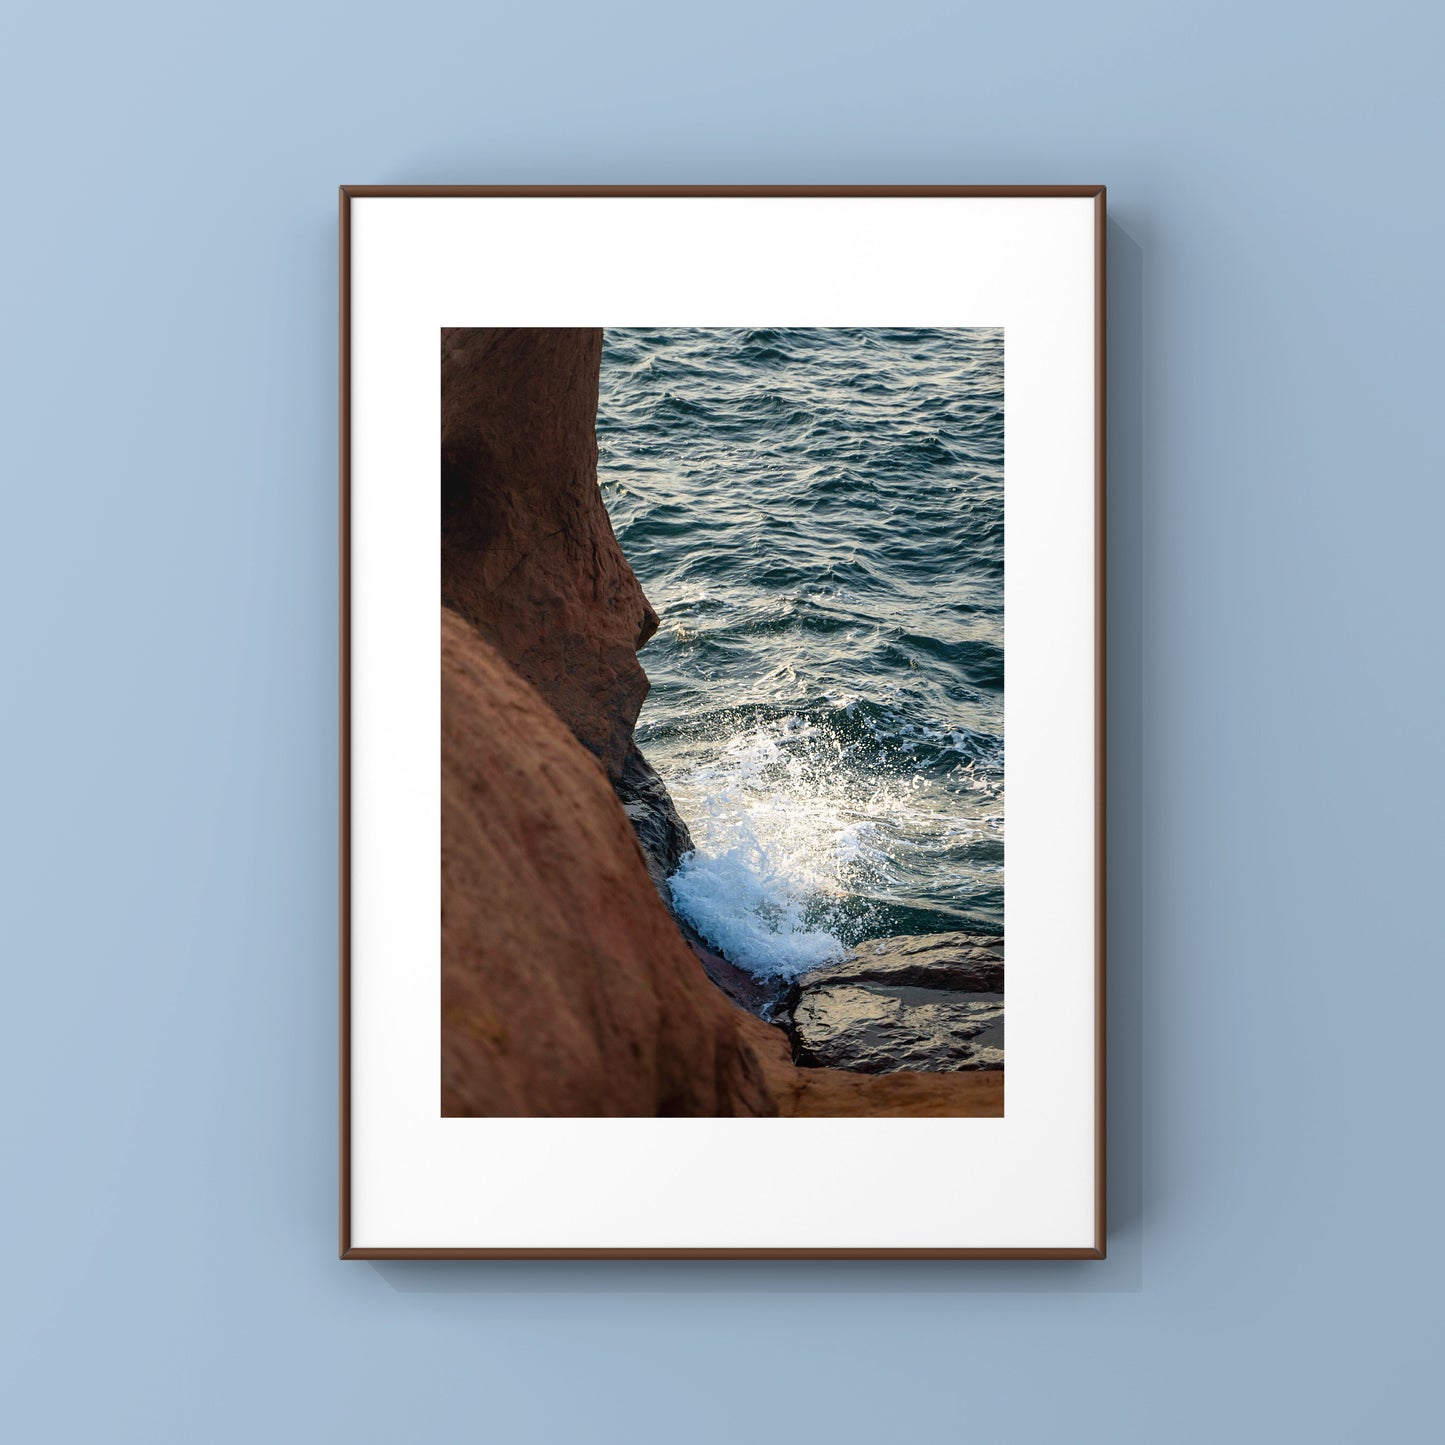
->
339;185;1107;1260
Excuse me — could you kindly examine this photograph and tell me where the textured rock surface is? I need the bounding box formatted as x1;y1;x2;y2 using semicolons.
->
683;931;789;1018
441;607;773;1117
440;327;657;780
787;933;1005;1074
740;1015;1003;1117
791;986;1004;1074
805;933;1004;992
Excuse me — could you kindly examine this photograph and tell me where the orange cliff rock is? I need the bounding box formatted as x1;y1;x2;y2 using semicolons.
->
441;608;773;1116
441;327;655;781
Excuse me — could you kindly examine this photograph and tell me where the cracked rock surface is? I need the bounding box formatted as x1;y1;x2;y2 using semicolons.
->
787;933;1004;1074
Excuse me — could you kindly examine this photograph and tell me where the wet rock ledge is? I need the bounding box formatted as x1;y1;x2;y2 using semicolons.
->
782;932;1004;1075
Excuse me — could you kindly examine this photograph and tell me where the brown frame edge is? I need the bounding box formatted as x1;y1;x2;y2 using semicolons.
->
337;184;1108;1261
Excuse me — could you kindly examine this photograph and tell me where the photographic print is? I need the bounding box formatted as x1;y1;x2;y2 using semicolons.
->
342;187;1102;1256
440;326;1004;1118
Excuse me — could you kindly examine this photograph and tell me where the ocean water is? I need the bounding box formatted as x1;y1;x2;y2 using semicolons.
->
598;328;1003;979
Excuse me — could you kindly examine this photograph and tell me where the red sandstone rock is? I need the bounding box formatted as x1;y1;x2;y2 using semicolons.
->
440;327;656;780
441;608;773;1117
739;1015;1004;1117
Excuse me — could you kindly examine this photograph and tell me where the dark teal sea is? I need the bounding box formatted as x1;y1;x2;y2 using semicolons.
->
598;327;1003;978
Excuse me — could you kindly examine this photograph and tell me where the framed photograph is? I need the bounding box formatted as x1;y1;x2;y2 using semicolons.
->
340;186;1105;1258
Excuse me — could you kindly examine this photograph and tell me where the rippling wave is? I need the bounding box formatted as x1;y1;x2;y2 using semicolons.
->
599;328;1003;978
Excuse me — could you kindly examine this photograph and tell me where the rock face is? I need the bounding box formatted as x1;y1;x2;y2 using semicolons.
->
786;933;1005;1075
804;933;1004;993
440;327;657;781
745;1020;1004;1118
441;607;774;1117
681;930;789;1019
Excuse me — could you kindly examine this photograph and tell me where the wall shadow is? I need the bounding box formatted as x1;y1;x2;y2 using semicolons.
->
374;221;1146;1295
1103;217;1145;1259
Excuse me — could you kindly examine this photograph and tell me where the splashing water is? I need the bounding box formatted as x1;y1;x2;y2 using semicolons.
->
665;712;1001;979
667;719;859;977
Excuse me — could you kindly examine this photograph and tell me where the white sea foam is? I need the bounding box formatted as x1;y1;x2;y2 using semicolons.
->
667;761;845;975
668;848;847;979
666;718;920;979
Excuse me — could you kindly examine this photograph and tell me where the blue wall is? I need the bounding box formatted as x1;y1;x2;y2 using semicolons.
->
3;3;1439;1439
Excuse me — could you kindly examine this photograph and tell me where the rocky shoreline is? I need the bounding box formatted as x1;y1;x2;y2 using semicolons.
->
613;668;1006;1074
617;704;1006;1071
439;326;1003;1117
783;932;1004;1074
